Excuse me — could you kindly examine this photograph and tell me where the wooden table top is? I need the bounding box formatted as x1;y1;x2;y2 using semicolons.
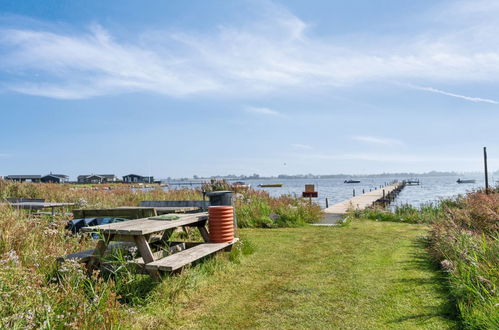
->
115;206;201;213
6;202;75;208
81;212;208;236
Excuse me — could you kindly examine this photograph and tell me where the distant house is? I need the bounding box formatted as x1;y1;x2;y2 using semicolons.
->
123;174;154;183
5;175;42;183
41;174;69;183
77;174;119;184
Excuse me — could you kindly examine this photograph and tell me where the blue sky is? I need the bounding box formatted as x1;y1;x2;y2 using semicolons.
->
0;0;498;179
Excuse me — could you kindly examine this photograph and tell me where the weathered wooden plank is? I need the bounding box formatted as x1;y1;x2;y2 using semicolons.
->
134;235;161;280
155;207;201;214
81;213;208;235
130;242;203;265
58;249;95;262
6;198;45;203
140;200;210;208
86;235;113;273
145;238;239;272
117;206;201;214
57;242;135;263
130;216;207;235
73;207;157;219
198;226;210;242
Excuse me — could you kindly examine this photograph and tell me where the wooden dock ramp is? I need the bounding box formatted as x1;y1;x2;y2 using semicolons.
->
317;182;405;225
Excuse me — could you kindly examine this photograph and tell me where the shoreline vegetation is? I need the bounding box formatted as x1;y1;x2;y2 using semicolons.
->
353;190;499;328
0;179;497;328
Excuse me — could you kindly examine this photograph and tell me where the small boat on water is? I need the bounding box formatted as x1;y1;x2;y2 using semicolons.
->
457;179;476;184
233;181;251;189
405;179;420;185
258;183;283;188
344;180;360;184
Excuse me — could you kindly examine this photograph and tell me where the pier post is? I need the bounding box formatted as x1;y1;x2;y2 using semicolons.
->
325;198;329;208
484;146;489;194
353;189;355;197
362;189;365;194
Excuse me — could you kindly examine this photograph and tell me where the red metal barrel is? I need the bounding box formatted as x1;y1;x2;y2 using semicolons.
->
208;206;234;243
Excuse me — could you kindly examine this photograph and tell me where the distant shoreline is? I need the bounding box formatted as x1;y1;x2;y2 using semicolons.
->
165;171;493;182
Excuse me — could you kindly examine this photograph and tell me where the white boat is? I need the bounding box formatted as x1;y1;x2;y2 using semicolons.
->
457;179;476;184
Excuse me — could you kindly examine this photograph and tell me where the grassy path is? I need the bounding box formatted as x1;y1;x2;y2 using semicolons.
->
137;220;458;328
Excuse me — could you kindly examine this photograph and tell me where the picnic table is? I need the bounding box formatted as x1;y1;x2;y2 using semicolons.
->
8;202;75;216
80;212;237;280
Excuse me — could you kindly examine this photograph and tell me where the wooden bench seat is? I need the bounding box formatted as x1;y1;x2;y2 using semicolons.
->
57;242;134;263
145;238;239;272
131;242;203;265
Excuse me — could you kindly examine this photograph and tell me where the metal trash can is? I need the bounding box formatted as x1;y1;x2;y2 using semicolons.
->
206;191;233;206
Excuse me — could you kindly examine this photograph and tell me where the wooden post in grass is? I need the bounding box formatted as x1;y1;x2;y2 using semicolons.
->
484;147;489;194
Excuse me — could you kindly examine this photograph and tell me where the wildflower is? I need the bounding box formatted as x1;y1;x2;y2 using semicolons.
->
25;310;34;321
43;228;59;235
440;259;454;272
78;198;88;207
4;250;20;265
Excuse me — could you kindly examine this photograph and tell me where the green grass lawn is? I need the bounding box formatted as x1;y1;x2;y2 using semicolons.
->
130;220;458;329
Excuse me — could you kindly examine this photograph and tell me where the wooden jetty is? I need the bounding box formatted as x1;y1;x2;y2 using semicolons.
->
316;182;405;226
324;182;405;215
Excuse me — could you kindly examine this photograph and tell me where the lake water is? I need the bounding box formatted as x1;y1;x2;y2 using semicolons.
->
168;174;494;208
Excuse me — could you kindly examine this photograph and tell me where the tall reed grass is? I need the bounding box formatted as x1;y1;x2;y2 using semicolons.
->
428;191;498;328
355;190;498;328
0;179;202;209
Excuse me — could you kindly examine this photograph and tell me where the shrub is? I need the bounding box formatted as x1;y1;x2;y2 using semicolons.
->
235;190;323;228
355;202;448;224
428;191;499;329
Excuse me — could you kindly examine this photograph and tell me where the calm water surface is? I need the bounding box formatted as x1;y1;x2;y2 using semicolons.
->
167;174;495;208
244;175;490;208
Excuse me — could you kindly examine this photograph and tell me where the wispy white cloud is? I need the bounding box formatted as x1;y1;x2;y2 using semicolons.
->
406;84;499;104
291;143;313;150
2;2;499;99
0;24;220;99
245;106;282;116
352;136;404;146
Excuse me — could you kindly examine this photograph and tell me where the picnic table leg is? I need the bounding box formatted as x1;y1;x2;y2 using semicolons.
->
86;234;113;274
197;222;210;243
51;206;56;217
134;235;161;281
